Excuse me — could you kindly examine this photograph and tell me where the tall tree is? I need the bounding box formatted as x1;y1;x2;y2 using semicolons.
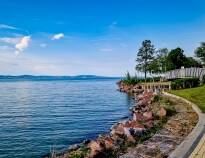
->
166;47;186;70
157;48;169;73
184;57;202;68
195;42;205;64
136;40;155;81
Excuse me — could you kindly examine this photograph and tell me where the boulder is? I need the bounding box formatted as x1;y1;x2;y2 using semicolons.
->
143;111;153;121
133;112;144;121
68;144;81;151
157;107;167;118
144;120;154;129
104;138;115;150
88;140;102;157
110;124;125;136
127;135;136;144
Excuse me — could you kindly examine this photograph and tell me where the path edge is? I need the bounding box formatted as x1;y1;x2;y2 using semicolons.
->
163;92;205;158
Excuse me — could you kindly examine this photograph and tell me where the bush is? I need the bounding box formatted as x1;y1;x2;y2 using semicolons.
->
122;72;161;85
203;75;205;84
171;78;200;90
122;72;139;85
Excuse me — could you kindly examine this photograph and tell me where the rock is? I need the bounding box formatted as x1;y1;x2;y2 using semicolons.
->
124;120;146;136
110;133;125;145
104;138;115;149
144;120;154;129
68;144;81;151
123;127;131;136
133;88;143;94
130;127;146;137
158;107;167;118
143;111;153;121
133;112;144;121
127;135;136;143
110;124;125;136
136;94;145;100
83;139;91;145
88;140;102;157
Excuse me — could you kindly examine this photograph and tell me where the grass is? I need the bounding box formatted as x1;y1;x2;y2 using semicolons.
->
169;85;205;112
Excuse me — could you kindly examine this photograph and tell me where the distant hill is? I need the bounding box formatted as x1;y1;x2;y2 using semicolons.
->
0;75;121;81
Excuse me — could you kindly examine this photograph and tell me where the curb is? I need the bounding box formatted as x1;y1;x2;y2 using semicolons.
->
163;92;205;158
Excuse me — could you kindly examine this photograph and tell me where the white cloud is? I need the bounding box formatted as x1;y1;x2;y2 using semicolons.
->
0;24;17;30
15;36;31;55
51;33;64;40
99;48;113;52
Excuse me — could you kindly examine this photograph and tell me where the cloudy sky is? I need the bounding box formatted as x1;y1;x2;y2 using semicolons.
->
0;0;205;76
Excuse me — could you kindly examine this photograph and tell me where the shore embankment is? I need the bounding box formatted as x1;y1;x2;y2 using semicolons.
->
52;81;198;158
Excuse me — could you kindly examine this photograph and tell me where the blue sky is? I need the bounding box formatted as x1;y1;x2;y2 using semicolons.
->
0;0;205;76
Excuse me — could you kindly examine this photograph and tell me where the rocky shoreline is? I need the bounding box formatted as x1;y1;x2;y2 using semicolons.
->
49;81;198;158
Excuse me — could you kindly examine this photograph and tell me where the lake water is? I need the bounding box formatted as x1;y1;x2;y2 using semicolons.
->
0;79;134;158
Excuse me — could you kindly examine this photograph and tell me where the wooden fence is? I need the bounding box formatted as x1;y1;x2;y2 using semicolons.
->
163;68;205;81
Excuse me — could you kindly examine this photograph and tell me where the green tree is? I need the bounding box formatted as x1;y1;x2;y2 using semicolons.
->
157;48;169;72
195;42;205;64
147;48;169;74
166;48;186;70
136;40;155;81
184;57;202;68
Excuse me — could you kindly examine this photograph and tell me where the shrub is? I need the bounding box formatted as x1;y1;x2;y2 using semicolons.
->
122;72;139;85
203;75;205;84
153;95;160;102
171;78;200;90
160;98;176;116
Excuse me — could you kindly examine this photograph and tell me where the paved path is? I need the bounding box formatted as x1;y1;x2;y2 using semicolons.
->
189;134;205;158
163;92;205;158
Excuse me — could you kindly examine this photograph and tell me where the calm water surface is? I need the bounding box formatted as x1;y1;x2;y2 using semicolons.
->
0;79;134;158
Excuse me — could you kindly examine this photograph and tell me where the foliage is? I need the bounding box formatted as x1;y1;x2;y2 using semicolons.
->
157;47;202;71
138;117;167;143
68;147;90;158
136;40;155;81
135;40;202;78
122;72;139;85
155;48;169;73
171;78;200;90
153;95;160;102
160;98;176;116
195;42;205;64
166;48;187;70
203;75;205;84
170;85;205;112
122;72;160;85
147;58;160;74
184;57;202;68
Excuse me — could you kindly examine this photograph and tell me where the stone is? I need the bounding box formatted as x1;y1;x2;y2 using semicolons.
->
123;127;131;136
104;138;115;149
133;112;144;121
110;124;125;136
144;120;154;129
88;140;102;157
83;139;91;145
158;107;167;118
143;111;153;121
127;135;136;143
68;144;81;151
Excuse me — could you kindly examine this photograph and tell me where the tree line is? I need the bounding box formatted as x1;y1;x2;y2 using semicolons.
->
136;40;205;80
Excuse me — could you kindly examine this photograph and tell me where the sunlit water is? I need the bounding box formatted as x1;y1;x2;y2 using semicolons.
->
0;79;134;158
